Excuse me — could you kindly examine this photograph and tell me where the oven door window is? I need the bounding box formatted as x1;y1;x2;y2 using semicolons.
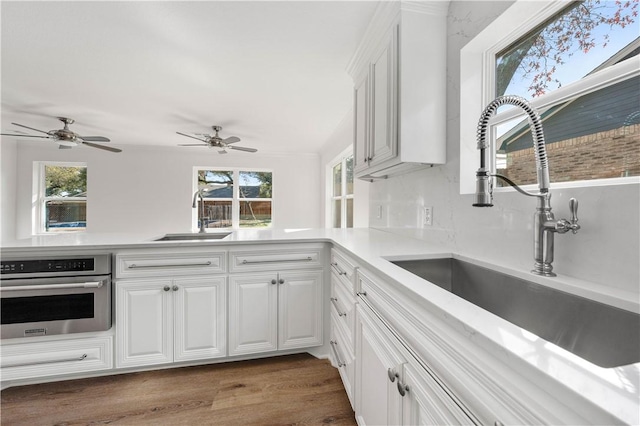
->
2;293;94;324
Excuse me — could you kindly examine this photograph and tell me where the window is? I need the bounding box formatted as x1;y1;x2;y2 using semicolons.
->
37;162;87;233
330;155;354;228
195;169;272;229
460;0;640;193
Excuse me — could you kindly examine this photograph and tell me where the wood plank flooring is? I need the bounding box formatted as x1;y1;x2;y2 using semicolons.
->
0;353;356;425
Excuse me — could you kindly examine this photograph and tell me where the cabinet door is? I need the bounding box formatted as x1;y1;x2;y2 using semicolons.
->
173;277;227;362
116;280;172;368
354;70;370;174
278;270;323;350
369;25;397;167
355;304;405;426
402;362;474;426
228;274;278;356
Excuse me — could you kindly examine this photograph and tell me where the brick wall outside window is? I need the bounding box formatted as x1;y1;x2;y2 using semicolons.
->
498;124;640;185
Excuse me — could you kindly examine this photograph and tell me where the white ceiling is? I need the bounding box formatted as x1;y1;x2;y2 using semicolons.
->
1;1;378;154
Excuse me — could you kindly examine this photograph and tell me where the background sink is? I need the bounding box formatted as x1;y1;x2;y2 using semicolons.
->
391;257;640;368
154;232;232;241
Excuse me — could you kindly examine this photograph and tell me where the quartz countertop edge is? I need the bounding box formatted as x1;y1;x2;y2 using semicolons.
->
2;227;639;424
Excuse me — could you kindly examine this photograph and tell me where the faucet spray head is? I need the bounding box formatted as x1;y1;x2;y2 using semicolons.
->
473;169;493;207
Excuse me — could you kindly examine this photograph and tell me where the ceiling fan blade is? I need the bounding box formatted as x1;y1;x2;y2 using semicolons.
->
11;122;49;134
0;133;50;139
222;136;241;144
229;145;257;153
176;131;207;142
81;141;122;153
79;136;111;142
178;143;209;147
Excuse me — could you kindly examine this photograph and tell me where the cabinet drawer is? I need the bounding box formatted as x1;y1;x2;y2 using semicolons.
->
229;244;324;273
331;273;355;349
116;250;226;278
330;248;358;294
1;336;113;382
330;323;355;409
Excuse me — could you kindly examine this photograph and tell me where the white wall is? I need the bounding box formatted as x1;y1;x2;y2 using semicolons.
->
368;1;639;293
318;109;369;228
1;140;18;242
9;141;320;241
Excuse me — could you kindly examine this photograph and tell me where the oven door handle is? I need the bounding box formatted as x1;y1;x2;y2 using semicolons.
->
0;281;103;291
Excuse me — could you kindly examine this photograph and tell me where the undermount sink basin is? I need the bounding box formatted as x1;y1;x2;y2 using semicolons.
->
391;257;640;368
154;232;232;241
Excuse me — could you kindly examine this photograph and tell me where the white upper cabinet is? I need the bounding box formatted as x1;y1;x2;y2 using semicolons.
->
348;1;449;180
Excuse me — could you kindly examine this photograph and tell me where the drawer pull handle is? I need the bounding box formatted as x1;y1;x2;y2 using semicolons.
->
329;340;346;367
2;353;88;368
1;281;102;291
356;291;367;297
330;297;347;317
241;257;312;265
330;262;347;276
129;261;212;269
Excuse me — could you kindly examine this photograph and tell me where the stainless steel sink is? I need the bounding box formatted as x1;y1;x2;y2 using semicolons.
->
391;257;640;368
154;232;232;241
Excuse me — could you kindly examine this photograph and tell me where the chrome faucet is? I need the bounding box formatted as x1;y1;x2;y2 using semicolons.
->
192;189;207;233
473;95;580;277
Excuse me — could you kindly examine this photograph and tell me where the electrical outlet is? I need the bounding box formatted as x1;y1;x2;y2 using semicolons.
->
423;207;433;226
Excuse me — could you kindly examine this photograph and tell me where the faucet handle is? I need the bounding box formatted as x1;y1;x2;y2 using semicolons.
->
569;198;580;233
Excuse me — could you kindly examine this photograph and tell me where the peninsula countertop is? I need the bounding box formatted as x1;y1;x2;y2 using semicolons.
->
2;227;639;424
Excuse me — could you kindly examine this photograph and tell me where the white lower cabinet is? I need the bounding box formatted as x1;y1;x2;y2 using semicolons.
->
355;303;406;426
116;276;226;368
229;270;323;356
355;272;476;426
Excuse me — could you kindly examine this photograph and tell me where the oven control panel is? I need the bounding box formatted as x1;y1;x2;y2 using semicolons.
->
0;254;111;278
1;258;95;275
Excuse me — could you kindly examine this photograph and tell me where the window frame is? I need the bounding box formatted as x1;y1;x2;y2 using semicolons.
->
459;0;640;195
193;167;273;230
328;149;354;229
34;161;88;234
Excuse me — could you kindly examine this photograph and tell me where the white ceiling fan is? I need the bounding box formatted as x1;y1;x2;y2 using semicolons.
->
176;125;257;154
0;117;121;152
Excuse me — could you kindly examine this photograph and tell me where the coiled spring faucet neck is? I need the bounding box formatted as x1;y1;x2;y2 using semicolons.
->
474;95;550;206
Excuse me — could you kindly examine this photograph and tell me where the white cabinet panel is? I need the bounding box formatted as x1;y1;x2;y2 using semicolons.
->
228;275;278;356
117;279;172;368
174;277;226;361
278;271;323;350
370;28;397;167
356;304;405;426
354;70;370;174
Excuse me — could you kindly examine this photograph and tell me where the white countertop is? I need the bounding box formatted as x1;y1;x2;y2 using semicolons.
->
2;227;639;424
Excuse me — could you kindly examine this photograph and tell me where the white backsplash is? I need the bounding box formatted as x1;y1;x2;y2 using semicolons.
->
369;1;639;294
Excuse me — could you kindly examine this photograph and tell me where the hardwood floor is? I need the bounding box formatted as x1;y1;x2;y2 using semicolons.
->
0;353;356;425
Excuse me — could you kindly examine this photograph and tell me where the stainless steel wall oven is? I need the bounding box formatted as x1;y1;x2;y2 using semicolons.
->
0;253;112;339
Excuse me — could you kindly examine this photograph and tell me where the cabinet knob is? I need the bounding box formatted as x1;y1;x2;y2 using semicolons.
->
278;278;285;284
387;368;398;383
271;279;277;285
163;285;170;292
397;381;409;397
172;285;179;291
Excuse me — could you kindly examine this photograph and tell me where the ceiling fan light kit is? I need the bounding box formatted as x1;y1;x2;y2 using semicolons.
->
176;125;257;154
